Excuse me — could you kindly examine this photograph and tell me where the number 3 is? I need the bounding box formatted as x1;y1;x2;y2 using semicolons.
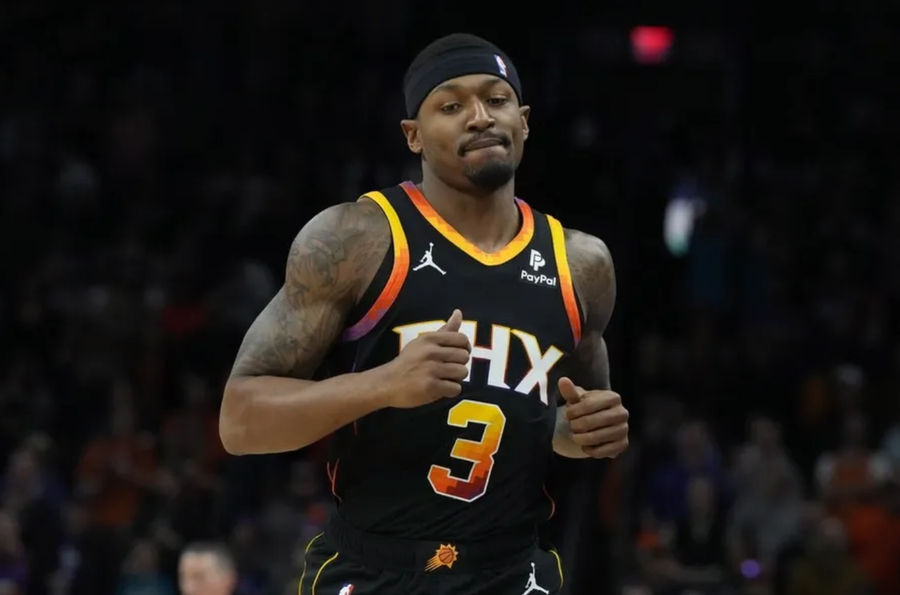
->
428;399;507;502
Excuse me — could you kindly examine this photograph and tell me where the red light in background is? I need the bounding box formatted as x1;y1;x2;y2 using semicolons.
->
630;26;674;64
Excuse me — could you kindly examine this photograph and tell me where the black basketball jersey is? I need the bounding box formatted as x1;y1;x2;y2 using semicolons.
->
319;181;585;543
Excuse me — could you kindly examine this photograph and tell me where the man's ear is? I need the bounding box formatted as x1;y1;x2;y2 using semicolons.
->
400;119;422;154
519;105;530;141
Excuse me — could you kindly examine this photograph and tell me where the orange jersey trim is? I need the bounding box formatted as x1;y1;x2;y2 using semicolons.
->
399;181;534;266
326;459;342;503
342;192;409;341
547;215;582;345
543;483;556;520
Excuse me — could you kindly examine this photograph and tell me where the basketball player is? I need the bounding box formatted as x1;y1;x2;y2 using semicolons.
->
178;542;237;595
219;33;628;594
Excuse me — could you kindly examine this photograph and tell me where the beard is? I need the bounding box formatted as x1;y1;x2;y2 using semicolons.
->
463;159;516;192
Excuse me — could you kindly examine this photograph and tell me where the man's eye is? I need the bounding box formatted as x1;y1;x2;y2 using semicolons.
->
440;103;461;113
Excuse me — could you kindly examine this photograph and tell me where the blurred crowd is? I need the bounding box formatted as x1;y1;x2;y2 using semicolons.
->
2;3;898;595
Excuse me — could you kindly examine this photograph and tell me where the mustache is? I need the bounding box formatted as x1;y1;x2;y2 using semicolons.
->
458;132;510;155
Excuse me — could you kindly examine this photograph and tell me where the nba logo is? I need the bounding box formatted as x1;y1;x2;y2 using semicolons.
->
494;54;508;77
338;585;354;595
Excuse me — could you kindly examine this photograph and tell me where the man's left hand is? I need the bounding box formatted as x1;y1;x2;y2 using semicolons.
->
558;376;629;459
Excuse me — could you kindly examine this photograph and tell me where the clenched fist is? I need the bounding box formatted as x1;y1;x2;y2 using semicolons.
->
381;309;472;408
558;376;629;459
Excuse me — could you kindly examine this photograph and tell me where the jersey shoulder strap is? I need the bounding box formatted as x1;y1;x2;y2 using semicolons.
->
341;185;410;342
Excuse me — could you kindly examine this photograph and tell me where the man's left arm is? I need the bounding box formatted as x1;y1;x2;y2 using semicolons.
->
552;228;629;459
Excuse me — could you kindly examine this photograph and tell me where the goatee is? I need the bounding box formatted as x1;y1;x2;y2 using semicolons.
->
464;161;515;192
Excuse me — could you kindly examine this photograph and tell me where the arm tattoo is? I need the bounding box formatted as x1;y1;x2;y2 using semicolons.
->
230;200;390;379
564;228;616;390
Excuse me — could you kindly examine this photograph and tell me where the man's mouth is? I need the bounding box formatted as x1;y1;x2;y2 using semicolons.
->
462;137;507;154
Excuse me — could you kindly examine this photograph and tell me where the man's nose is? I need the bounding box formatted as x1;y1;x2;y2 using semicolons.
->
466;101;494;131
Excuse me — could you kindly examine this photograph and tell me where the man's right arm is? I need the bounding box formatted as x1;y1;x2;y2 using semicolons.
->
219;199;392;455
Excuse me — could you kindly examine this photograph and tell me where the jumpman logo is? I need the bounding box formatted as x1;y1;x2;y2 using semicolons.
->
520;562;549;595
412;242;446;275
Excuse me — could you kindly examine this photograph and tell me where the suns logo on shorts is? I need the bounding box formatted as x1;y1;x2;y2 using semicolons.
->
424;543;459;572
338;584;354;595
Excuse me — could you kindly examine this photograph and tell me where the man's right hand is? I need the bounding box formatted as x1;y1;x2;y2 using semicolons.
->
380;309;472;408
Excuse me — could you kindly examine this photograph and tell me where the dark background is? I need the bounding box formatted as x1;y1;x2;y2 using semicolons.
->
2;2;899;594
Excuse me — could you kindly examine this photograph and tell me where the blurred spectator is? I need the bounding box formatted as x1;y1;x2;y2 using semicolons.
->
73;385;160;594
0;511;28;595
255;460;330;593
115;539;175;595
50;502;91;595
160;373;225;476
225;519;267;595
631;507;667;593
0;438;65;595
75;385;158;531
156;373;226;547
177;542;236;595
664;476;729;594
814;410;891;525
771;502;827;595
645;420;727;524
633;475;730;595
786;516;871;595
727;415;804;574
840;479;900;595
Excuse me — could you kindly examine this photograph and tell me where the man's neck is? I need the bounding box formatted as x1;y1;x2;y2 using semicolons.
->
419;171;521;253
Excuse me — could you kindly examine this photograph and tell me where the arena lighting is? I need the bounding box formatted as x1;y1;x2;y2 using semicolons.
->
630;25;674;64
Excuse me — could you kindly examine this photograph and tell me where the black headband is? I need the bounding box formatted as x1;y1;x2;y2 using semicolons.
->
403;47;523;118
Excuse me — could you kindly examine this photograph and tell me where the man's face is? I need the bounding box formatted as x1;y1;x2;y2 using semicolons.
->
402;74;530;193
179;553;235;595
